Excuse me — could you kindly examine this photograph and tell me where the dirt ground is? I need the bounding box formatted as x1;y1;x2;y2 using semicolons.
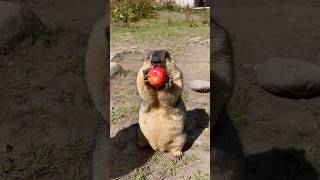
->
110;11;210;179
215;0;320;179
0;0;105;179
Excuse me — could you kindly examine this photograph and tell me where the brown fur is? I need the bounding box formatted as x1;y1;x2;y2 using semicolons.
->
84;16;110;180
136;50;187;157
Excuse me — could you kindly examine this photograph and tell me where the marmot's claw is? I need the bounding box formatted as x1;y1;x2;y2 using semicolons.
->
143;68;151;77
172;151;183;161
164;78;173;89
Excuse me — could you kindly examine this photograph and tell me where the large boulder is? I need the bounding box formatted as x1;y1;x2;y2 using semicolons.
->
257;58;320;99
0;1;44;50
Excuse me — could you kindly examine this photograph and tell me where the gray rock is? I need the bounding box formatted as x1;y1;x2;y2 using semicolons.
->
0;1;44;50
110;62;124;78
257;57;320;99
131;45;138;49
110;51;124;62
189;36;202;43
189;80;210;93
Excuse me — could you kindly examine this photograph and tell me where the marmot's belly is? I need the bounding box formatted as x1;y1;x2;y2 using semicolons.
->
139;109;184;151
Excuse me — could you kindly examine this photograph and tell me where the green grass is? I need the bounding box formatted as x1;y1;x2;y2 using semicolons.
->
181;90;189;103
192;170;209;180
229;110;249;129
16;105;47;117
111;10;209;48
0;142;56;179
62;137;92;180
229;86;251;130
30;24;64;47
0;137;93;180
52;88;76;104
304;145;320;174
130;167;149;180
111;105;139;124
167;154;198;176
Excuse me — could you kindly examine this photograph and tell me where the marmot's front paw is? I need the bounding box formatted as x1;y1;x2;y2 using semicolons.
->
172;151;183;161
143;68;151;84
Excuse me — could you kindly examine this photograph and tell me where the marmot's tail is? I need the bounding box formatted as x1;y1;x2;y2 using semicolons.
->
85;17;108;119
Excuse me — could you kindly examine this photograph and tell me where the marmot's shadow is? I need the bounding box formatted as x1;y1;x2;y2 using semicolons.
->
184;108;210;150
110;123;154;179
110;108;209;178
245;148;319;180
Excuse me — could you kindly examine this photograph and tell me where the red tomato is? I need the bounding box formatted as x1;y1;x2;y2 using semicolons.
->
147;66;168;88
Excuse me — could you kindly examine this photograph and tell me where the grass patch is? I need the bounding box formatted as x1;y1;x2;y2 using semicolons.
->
0;142;56;179
60;54;83;75
62;137;92;180
192;170;209;180
130;166;149;180
181;90;188;103
304;145;320;173
229;86;251;130
168;159;178;176
52;88;76;104
30;24;64;47
111;0;155;24
150;152;161;163
111;10;209;48
16;105;47;117
167;154;197;176
111;105;139;124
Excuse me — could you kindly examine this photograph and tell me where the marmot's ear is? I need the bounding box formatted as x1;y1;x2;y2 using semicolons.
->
164;50;171;59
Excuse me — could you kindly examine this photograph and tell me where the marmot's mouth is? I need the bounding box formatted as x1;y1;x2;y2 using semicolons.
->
152;63;162;67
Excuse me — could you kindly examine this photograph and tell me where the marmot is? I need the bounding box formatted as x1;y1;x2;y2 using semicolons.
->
212;19;245;180
84;15;110;180
136;50;187;158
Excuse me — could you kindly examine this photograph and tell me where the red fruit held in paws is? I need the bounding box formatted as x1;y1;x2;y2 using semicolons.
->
147;66;168;88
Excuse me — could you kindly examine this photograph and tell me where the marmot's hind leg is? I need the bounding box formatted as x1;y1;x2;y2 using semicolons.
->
169;134;186;159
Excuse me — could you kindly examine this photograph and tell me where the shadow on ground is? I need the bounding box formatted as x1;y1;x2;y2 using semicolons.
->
110;123;154;178
245;148;319;180
184;108;210;150
109;108;209;178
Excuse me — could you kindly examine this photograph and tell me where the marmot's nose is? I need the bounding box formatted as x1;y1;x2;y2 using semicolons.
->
151;57;161;64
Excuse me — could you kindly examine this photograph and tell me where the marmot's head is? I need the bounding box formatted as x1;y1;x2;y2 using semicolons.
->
144;50;175;70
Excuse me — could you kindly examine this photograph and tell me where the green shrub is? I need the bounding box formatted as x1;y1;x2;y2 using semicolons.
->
153;0;182;11
111;0;155;24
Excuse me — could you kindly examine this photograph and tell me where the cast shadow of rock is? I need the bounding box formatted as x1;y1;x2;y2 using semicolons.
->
184;108;210;151
109;108;209;179
245;147;319;180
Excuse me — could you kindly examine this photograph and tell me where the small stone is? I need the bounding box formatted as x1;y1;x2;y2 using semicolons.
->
68;17;76;22
189;80;210;93
195;139;202;146
110;51;129;62
189;36;202;43
110;62;124;78
8;61;14;66
131;45;139;49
